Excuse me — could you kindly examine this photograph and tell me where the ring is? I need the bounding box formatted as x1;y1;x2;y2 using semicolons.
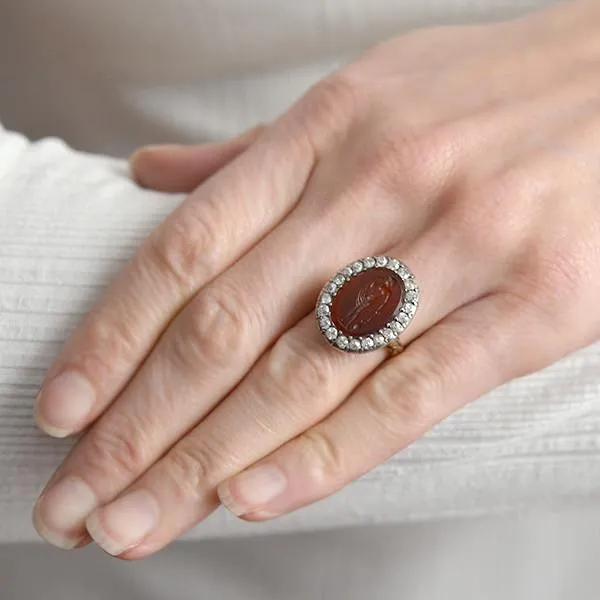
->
316;256;420;354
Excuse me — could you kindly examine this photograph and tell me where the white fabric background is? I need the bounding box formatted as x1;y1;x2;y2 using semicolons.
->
1;0;599;598
3;506;600;600
0;0;557;155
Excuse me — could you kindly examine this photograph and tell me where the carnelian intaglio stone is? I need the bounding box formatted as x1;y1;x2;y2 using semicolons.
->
331;267;405;337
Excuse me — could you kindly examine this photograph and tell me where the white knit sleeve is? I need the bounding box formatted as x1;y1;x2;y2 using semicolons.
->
0;124;183;541
1;122;600;545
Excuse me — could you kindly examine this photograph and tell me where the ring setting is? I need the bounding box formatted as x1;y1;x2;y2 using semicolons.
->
316;256;419;354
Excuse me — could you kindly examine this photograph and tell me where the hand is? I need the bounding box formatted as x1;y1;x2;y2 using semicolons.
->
33;0;600;558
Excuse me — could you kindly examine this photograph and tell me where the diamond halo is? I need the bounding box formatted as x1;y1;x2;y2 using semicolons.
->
316;256;420;354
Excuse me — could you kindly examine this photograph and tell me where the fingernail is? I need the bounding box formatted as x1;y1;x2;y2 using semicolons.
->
134;143;184;155
218;465;287;517
129;144;183;165
33;476;97;549
129;145;186;187
34;371;95;437
86;490;159;556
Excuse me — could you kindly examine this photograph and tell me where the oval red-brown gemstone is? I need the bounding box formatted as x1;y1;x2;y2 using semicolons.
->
331;267;405;337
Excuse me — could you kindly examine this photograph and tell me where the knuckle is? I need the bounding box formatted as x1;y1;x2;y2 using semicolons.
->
169;282;252;370
166;441;225;500
493;285;582;374
364;352;443;440
75;311;141;382
293;72;359;152
142;205;219;292
521;218;591;299
82;418;152;482
300;428;346;490
308;73;358;124
355;129;444;200
263;334;333;408
523;252;578;301
382;131;438;186
510;241;587;332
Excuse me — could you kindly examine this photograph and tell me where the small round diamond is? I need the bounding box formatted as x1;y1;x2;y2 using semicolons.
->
362;337;375;350
403;303;417;317
405;290;419;303
343;267;354;277
326;327;338;341
321;292;332;304
349;339;361;351
382;328;394;341
334;274;345;286
336;335;349;349
326;282;337;293
317;305;330;318
373;334;385;346
405;279;417;291
389;258;400;271
319;317;331;330
376;256;388;267
397;313;409;326
352;261;364;273
364;257;376;269
391;321;404;335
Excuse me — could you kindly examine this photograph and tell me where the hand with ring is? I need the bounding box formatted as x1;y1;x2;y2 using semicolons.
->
32;0;600;558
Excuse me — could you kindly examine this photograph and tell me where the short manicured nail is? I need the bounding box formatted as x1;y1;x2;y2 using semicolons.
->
86;490;159;556
129;145;186;186
33;476;97;549
218;465;287;517
129;144;184;168
131;143;184;157
34;371;95;437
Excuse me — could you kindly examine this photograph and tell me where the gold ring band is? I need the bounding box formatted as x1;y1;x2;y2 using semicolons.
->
385;339;406;356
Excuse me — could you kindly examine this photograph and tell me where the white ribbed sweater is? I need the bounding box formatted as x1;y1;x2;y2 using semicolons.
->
2;0;599;544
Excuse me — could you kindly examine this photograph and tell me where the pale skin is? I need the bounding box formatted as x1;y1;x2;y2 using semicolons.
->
32;0;600;558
